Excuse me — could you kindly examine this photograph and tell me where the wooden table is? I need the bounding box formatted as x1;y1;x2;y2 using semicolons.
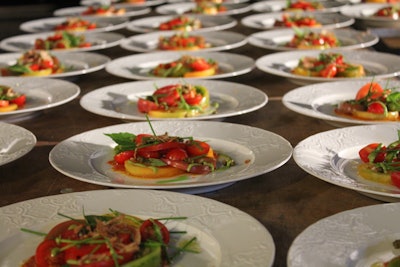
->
0;4;386;267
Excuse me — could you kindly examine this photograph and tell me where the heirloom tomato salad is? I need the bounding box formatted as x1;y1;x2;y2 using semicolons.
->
34;31;92;50
274;13;322;27
106;126;235;179
0;85;26;112
158;16;202;31
285;29;340;49
292;52;365;78
54;17;97;32
192;2;227;14
335;81;400;121
284;0;324;11
21;210;200;267
81;5;126;16
149;55;218;78
357;130;400;189
137;83;218;118
373;5;400;18
158;32;210;51
0;50;64;77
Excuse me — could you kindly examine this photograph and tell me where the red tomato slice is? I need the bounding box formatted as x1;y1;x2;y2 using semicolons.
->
138;98;160;113
137;141;185;152
190;59;211;71
114;150;135;164
319;64;337;78
35;239;65;267
10;95;26;106
45;219;85;240
367;101;386;114
186;140;210;156
359;143;386;163
140;219;170;244
391;171;400;189
165;148;188;161
183;92;203;105
0;100;9;107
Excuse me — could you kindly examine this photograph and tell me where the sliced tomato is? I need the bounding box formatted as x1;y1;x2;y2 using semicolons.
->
140;219;170;244
186;140;210;156
183;91;203;105
359;143;386;163
355;82;384;101
165;148;188;161
114;150;135;164
135;134;153;146
319;63;337;78
137;141;185;152
45;219;85;240
138;98;160;113
190;59;212;71
0;100;9;107
391;171;400;189
10;94;26;106
35;239;65;267
367;101;387;114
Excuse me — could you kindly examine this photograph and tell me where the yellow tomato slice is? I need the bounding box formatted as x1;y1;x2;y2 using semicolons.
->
184;67;216;78
352;110;399;121
357;163;392;185
0;103;18;112
148;109;202;118
22;69;52;77
124;160;185;179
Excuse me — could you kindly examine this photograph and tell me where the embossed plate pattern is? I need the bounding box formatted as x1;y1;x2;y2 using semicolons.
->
49;121;292;192
293;124;400;201
0;122;36;166
288;202;400;266
0;189;275;266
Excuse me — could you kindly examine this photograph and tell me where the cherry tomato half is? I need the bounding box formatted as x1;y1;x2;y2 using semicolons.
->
186;140;210;156
114;150;135;164
359;143;386;163
140;219;170;244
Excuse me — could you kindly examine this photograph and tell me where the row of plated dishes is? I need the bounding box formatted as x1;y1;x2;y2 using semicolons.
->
2;0;400;267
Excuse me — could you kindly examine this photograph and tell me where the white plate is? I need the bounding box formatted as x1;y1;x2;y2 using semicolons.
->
247;28;379;51
0;122;36;166
81;0;166;6
241;12;355;30
120;30;247;52
156;2;252;16
168;0;249;3
282;80;400;125
288;202;400;267
0;31;124;53
0;77;80;122
20;16;129;33
0;189;275;267
53;4;151;18
252;0;346;13
127;14;237;33
49;121;292;193
340;3;400;28
106;51;254;80
293;124;400;202
79;79;268;120
0;52;110;79
255;50;400;85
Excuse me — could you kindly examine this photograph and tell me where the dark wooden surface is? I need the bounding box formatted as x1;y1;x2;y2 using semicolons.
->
0;3;386;267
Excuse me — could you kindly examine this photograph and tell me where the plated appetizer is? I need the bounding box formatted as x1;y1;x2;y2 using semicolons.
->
54;17;97;31
158;16;202;31
82;4;126;16
0;50;64;77
335;81;400;121
21;210;198;267
150;55;218;78
137;83;217;118
357;130;400;190
285;29;340;49
192;2;227;14
292;52;365;78
106;129;235;178
158;31;211;50
0;85;26;112
274;13;322;27
285;0;324;11
34;31;91;50
373;5;400;18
